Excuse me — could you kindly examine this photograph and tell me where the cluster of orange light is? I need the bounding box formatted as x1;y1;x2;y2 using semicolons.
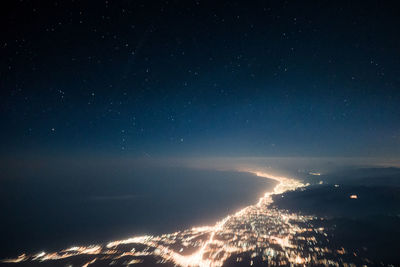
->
2;170;366;267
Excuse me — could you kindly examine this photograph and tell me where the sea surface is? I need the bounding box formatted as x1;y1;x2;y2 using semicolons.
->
0;166;275;258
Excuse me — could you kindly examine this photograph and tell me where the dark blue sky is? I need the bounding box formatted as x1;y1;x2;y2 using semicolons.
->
1;1;399;158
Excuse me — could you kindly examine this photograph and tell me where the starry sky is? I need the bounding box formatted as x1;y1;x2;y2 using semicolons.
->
1;0;400;158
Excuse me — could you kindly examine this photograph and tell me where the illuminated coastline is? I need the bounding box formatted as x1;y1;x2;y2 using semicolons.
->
1;170;370;266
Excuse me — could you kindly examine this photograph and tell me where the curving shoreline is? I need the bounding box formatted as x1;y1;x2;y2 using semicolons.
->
0;168;274;258
2;169;307;266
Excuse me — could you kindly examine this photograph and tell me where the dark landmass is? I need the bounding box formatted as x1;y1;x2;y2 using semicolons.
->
274;184;400;217
306;167;400;187
272;167;400;266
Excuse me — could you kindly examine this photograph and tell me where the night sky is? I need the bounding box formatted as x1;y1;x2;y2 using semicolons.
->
1;0;400;158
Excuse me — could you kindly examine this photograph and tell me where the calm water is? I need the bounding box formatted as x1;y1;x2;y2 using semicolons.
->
0;166;275;258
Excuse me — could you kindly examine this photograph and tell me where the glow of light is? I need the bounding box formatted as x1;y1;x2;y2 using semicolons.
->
5;169;364;267
1;254;27;263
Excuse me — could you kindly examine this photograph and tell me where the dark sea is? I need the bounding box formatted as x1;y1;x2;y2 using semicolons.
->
0;165;275;258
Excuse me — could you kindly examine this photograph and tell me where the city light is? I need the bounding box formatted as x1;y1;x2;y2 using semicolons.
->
1;170;369;266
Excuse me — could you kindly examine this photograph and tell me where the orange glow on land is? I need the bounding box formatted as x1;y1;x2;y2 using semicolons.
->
350;194;358;199
1;254;28;263
160;170;308;267
7;169;363;267
82;258;97;267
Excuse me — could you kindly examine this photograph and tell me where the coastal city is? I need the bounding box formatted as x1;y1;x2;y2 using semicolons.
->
2;172;372;267
3;1;400;266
